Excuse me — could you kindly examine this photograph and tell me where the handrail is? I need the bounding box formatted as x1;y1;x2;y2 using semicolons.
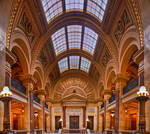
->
123;77;139;95
11;78;26;95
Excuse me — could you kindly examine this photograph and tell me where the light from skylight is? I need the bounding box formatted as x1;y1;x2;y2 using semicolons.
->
82;26;98;54
51;27;67;55
67;25;82;49
58;57;68;72
69;56;80;69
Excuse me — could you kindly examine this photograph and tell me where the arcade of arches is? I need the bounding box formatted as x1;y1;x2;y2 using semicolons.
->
0;0;150;134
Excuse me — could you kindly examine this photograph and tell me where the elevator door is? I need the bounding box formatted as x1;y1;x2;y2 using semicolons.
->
69;116;79;129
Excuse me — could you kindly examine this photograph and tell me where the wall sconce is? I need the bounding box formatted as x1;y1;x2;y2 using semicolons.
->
0;86;12;97
34;112;38;117
86;118;90;122
125;108;128;113
59;118;63;122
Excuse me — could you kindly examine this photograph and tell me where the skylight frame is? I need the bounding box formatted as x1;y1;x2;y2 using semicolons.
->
69;56;80;69
86;0;108;21
51;27;67;55
58;57;68;72
82;26;98;54
67;25;82;49
80;57;91;72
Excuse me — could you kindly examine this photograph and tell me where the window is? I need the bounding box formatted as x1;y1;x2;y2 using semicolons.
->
67;25;82;49
82;27;98;54
51;27;67;55
69;56;80;69
41;0;63;22
65;0;84;11
87;0;108;20
80;57;91;72
58;57;68;72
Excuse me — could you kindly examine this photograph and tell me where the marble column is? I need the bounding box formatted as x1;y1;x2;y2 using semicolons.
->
38;92;46;134
103;90;111;133
97;100;102;132
114;74;127;133
63;106;66;128
46;101;52;132
82;106;86;128
99;115;103;132
22;74;35;133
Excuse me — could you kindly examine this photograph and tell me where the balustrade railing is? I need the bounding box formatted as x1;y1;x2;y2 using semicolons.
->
123;77;139;95
11;78;26;95
33;94;40;104
109;94;115;104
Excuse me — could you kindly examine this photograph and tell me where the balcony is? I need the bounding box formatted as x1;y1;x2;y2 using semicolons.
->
123;77;139;95
11;78;26;95
33;94;40;104
109;94;115;104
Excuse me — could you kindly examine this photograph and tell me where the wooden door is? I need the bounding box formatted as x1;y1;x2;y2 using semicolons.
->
69;116;79;129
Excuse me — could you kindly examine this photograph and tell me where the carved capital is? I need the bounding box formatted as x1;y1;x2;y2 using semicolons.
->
104;89;112;101
22;74;35;85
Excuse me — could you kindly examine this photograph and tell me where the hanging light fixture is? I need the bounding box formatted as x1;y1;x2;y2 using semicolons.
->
86;118;90;122
59;118;63;122
0;86;12;97
111;112;115;117
34;112;38;117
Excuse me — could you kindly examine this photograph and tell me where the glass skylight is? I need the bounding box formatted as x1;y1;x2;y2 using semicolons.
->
87;0;108;20
67;25;82;49
80;57;91;72
69;56;80;69
58;56;91;73
58;57;68;72
65;0;84;11
51;27;67;55
41;0;63;22
82;27;98;54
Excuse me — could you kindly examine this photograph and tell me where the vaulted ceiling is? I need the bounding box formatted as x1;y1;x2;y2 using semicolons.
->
20;0;124;100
